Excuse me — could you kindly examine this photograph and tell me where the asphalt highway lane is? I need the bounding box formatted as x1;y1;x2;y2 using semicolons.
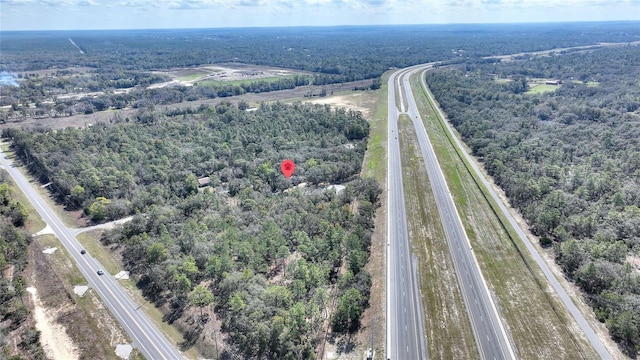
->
417;70;612;359
400;66;516;360
0;147;184;360
386;67;429;360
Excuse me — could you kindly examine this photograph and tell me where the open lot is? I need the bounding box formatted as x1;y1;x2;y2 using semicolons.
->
0;79;374;131
525;83;561;94
150;64;309;88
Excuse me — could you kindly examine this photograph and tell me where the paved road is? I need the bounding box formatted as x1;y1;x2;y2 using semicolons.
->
417;70;612;359
386;66;429;360
397;66;516;360
0;148;184;360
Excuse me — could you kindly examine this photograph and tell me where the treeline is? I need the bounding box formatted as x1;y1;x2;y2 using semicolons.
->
2;22;639;122
3;102;379;358
0;73;316;121
3;23;639;78
0;72;375;123
426;45;640;355
0;175;44;360
5;102;368;221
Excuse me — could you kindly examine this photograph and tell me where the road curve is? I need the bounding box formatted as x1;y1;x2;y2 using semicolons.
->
399;65;516;360
386;66;429;360
0;147;185;360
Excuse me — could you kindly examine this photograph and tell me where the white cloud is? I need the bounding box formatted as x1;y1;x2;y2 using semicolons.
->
1;0;638;29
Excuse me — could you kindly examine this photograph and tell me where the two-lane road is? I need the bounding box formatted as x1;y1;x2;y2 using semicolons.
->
0;147;184;360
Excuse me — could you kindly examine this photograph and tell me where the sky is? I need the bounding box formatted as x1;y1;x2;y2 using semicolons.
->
1;0;639;31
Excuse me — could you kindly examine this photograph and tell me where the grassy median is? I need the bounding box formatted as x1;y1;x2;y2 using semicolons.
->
408;71;598;359
398;114;480;359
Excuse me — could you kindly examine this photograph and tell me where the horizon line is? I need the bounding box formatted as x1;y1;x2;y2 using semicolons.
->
2;19;639;33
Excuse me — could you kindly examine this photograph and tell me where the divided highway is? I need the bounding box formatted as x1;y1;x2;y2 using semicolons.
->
386;64;516;359
398;66;516;360
386;67;429;360
0;147;184;360
417;68;612;359
387;57;613;360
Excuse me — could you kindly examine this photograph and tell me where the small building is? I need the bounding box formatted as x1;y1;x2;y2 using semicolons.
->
545;80;561;85
197;177;210;187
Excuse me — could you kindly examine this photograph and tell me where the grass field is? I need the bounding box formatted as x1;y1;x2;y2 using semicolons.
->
409;71;599;359
525;83;561;94
398;114;480;359
361;73;389;183
176;72;208;81
196;75;295;87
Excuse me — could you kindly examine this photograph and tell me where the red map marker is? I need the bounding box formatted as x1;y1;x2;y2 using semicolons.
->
281;159;295;178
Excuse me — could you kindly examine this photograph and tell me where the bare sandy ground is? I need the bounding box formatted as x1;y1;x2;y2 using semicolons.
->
150;64;306;88
26;287;80;360
0;80;373;131
306;92;376;119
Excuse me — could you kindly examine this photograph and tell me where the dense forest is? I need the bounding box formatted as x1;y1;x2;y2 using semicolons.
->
3;102;380;358
0;175;44;360
3;21;640;358
3;23;639;76
1;23;639;120
426;45;640;355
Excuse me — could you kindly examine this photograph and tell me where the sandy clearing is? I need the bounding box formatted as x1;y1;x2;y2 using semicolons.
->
42;247;57;254
115;344;133;359
3;264;15;280
33;225;54;237
26;287;80;360
73;285;89;296
307;92;375;119
74;215;134;235
114;271;130;280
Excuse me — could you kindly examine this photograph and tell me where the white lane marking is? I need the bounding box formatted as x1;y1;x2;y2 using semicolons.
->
0;152;174;359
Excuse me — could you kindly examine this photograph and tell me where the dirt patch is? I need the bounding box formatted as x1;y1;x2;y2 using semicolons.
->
626;255;640;272
42;247;57;254
115;343;133;359
26;286;80;360
3;264;15;280
307;92;377;119
74;285;89;296
0;80;374;131
30;238;130;359
33;224;54;236
151;64;308;88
